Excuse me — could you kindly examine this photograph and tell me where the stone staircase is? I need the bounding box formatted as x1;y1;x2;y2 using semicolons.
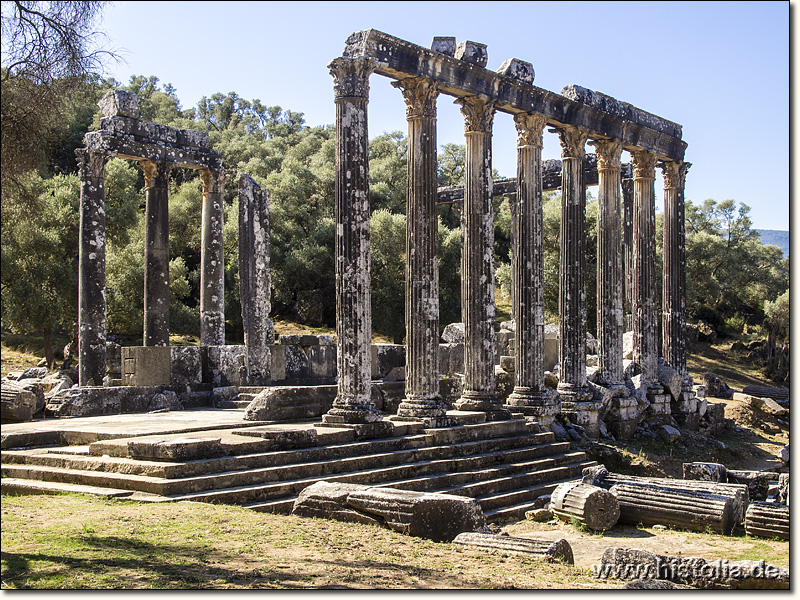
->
1;412;595;523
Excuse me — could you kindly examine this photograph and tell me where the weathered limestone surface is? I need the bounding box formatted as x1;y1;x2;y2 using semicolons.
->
238;174;273;385
1;380;46;422
141;159;172;347
76;148;109;387
744;501;789;540
631;150;661;391
199;168;226;346
292;481;485;541
320;57;388;435
682;462;727;483
452;95;509;421
661;161;691;381
393;76;451;426
453;532;574;564
504;113;558;426
342;30;686;161
550;481;620;531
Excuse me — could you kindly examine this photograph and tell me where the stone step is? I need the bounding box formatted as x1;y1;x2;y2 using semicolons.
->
163;446;587;505
0;477;136;498
0;431;564;498
2;428;554;484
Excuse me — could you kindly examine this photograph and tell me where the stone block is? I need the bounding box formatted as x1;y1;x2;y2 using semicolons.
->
455;40;488;68
271;345;286;382
204;345;246;387
147;390;183;412
544;334;559;372
497;58;534;84
122;346;170;387
371;344;406;379
494;366;515;401
176;128;209;149
293;481;485;542
170;346;204;387
279;334;333;346
283;345;309;380
439;342;463;375
441;322;465;344
231;425;319;449
431;36;456;56
46;385;158;417
658;424;681;443
127;437;225;461
244;385;337;421
499;355;515;372
307;345;337;379
98;90;139;118
683;462;727;482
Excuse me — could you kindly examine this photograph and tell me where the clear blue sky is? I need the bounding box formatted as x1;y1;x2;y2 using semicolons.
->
98;1;789;231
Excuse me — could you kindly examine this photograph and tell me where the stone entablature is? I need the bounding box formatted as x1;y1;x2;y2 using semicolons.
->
341;29;686;162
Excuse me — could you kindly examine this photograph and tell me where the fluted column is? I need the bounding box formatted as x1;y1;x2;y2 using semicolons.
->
591;138;626;389
504;113;559;426
622;177;635;331
555;126;592;401
200;167;226;346
76;148;110;387
631;150;661;390
661;160;692;382
392;77;452;426
141;159;172;347
321;57;389;434
453;94;510;420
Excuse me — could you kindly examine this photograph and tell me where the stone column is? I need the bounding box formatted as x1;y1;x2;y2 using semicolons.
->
622;177;635;331
504;113;558;426
140;159;171;347
76;148;110;387
321;57;390;436
631;150;661;391
555;126;597;434
392;77;452;427
239;173;274;385
661;160;692;381
591;138;626;390
199;167;226;346
452;94;510;421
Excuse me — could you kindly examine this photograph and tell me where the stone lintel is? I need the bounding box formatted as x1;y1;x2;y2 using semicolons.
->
99;115;211;150
341;29;686;161
85;131;223;171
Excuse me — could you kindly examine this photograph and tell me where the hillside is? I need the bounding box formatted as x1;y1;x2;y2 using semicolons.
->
756;229;789;258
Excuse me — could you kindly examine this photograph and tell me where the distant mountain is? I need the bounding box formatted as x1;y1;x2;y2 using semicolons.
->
756;229;790;258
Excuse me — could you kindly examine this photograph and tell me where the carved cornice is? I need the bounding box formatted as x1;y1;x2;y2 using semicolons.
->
553;125;588;159
455;94;497;134
393;77;439;119
660;160;691;189
513;113;547;147
139;159;171;188
631;149;658;179
199;167;226;195
590;138;623;171
329;57;377;100
75;148;110;180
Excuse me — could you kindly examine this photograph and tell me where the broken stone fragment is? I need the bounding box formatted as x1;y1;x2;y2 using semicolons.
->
497;58;534;84
657;424;681;443
453;532;573;564
431;36;456;56
682;462;727;483
454;41;487;67
98;90;139;118
292;481;485;542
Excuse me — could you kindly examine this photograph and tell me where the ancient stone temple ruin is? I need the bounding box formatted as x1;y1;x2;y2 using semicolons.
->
70;31;696;442
321;30;695;439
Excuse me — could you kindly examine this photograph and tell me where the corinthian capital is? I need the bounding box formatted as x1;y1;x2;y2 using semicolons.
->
590;138;623;171
200;168;226;195
139;160;172;188
393;77;439;119
75;148;111;180
513;113;547;147
455;94;497;134
554;125;588;159
660;160;691;189
631;150;658;179
329;57;377;100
